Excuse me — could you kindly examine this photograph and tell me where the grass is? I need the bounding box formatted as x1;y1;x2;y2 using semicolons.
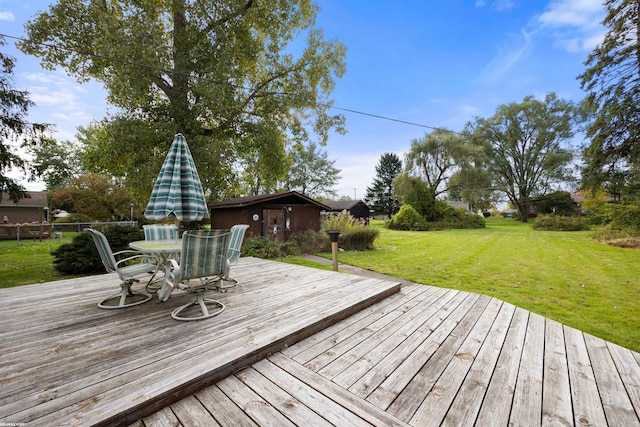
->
0;232;82;287
297;219;640;353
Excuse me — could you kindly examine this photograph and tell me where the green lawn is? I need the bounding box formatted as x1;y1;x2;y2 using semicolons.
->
302;219;640;353
0;232;82;287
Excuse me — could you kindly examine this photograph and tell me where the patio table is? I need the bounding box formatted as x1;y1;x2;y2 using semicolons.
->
129;239;182;301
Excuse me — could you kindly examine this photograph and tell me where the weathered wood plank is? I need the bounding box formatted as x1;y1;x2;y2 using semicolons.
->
440;302;516;426
509;311;545;427
285;284;429;362
585;334;640;426
542;319;573;426
139;406;182;427
606;340;640;419
171;395;221;427
408;297;503;426
216;375;296;427
235;367;335;427
474;307;528;427
331;288;457;389
194;384;259;427
267;353;410;427
564;326;607;427
348;290;469;400
367;293;487;414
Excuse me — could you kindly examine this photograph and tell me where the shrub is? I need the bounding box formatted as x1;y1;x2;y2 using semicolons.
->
287;229;330;253
322;210;379;250
533;215;590;231
386;204;428;230
241;236;283;259
51;225;145;274
430;210;486;230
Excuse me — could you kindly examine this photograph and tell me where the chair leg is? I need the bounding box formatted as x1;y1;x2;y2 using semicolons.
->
99;280;152;309
171;289;225;321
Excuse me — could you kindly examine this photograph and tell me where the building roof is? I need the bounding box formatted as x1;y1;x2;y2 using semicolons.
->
0;191;48;208
323;199;370;212
209;191;331;210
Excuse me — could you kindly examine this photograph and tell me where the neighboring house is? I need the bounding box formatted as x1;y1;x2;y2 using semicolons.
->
323;200;371;223
209;191;331;243
0;191;49;224
449;201;472;212
570;190;615;214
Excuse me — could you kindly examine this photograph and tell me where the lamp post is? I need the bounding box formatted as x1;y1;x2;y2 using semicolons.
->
130;202;134;222
326;230;341;271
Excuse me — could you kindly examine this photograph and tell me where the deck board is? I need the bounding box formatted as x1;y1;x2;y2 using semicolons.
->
0;257;400;426
1;256;639;426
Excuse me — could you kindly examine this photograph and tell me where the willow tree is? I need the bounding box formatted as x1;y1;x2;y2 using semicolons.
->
579;0;640;193
19;0;346;201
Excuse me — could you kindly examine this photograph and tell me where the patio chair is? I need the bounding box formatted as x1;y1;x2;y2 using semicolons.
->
142;224;179;292
167;229;231;321
217;224;249;291
85;228;155;309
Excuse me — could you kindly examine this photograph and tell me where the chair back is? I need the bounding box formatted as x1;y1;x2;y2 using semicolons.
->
179;230;231;281
228;224;250;264
143;224;178;240
85;228;118;273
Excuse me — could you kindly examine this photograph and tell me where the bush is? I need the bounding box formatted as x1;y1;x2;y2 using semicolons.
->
287;229;330;253
241;236;283;259
51;225;145;274
322;210;379;250
386;204;428;230
532;215;590;231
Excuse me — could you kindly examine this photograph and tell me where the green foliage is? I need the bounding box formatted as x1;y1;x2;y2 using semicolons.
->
51;226;144;274
579;0;640;192
50;173;133;221
19;0;347;202
28;137;82;192
594;202;640;233
322;210;379;250
283;143;340;198
533;215;590;231
430;208;486;230
0;36;50;201
286;229;330;254
386;204;428;230
366;153;402;218
533;191;578;215
242;236;283;259
466;93;577;222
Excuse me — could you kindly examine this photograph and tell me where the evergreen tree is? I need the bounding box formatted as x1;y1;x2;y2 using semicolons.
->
579;0;640;192
366;153;402;218
0;36;50;201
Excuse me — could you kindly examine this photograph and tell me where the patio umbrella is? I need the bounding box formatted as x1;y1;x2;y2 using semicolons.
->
144;133;208;223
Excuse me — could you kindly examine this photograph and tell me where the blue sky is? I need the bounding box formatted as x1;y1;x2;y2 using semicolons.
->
1;0;606;199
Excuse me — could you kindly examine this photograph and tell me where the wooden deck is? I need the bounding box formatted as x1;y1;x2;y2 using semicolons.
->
0;257;400;426
1;258;639;426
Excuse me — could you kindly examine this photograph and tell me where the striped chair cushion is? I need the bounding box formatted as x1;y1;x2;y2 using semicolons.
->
180;230;230;280
143;224;178;241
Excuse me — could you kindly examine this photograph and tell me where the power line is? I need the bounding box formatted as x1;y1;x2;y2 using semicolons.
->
1;32;461;134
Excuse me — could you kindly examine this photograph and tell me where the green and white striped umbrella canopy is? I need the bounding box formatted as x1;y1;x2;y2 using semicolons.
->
144;134;208;222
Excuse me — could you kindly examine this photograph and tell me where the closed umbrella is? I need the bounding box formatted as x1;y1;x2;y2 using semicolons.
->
144;133;208;223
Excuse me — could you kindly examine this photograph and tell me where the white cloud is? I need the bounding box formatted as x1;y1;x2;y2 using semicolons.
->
0;11;14;21
475;0;487;7
536;0;606;52
476;28;532;84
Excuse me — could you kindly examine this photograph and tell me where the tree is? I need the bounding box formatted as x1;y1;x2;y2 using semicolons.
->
0;36;50;201
365;153;402;218
579;0;640;192
447;167;497;212
404;128;476;213
51;173;133;221
532;190;577;215
283;142;340;198
29;137;83;192
467;93;576;222
19;0;346;201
